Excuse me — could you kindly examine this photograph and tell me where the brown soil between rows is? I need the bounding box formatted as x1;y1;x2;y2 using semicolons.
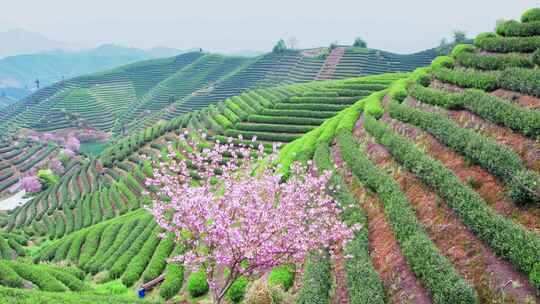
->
380;98;540;234
405;96;540;173
429;78;540;113
492;89;540;111
330;253;350;304
371;109;539;302
332;133;433;304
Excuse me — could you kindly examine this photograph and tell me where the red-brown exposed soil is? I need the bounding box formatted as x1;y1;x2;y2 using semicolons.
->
330;253;350;304
492;89;540;111
353;110;539;302
332;137;433;304
405;97;540;173
380;114;540;234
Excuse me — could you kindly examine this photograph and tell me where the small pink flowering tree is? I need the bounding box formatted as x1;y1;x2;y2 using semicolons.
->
147;134;357;303
20;175;42;193
66;135;80;152
49;158;65;175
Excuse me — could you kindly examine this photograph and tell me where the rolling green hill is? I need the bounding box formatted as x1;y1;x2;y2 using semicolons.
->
279;8;540;303
0;72;403;302
0;44;187;100
0;47;436;139
3;7;538;303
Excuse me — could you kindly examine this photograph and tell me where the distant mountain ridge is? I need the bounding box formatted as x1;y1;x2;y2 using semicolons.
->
0;29;81;58
0;45;439;141
0;43;188;100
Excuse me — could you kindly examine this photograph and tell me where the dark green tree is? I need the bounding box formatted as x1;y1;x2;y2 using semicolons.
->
273;39;287;53
453;30;467;44
353;37;367;48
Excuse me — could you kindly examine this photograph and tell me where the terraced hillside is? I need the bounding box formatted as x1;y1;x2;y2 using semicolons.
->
0;47;436;140
0;73;404;302
0;139;59;195
3;74;403;234
3;8;533;302
279;8;540;303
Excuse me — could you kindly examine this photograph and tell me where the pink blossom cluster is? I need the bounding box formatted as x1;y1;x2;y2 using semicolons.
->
66;135;80;152
147;133;358;303
49;158;64;175
20;175;42;193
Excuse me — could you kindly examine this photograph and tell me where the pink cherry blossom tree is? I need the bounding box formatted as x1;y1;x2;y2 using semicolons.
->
66;135;80;152
20;175;42;193
49;158;65;175
147;134;357;303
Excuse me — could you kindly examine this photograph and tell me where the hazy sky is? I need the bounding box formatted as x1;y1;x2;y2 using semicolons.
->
1;0;539;54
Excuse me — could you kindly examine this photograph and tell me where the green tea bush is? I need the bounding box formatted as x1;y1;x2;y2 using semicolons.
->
338;128;477;304
450;44;475;58
432;67;499;91
0;261;23;288
499;67;540;97
274;103;346;112
389;102;540;204
142;234;175;283
45;268;87;291
496;20;540;37
227;276;249;303
476;35;540;53
53;235;73;262
159;262;184;300
268;265;295;291
78;225;106;268
66;230;88;262
296;251;332;304
89;220;139;274
54;214;65;239
407;83;463;109
8;262;66;292
431;56;455;69
409;84;540;137
102;217;152;274
364;98;384;119
462;89;540;137
247;115;325;126
533;49;540;66
82;196;92;228
120;226;161;286
522;8;540;23
6;238;25;257
225;129;300;142
363;116;540;290
260;109;336;119
0;237;12;259
109;185;127;215
288;96;358;105
64;206;75;235
455;50;533;70
187;270;209;297
235;123;315;133
312;143;385;304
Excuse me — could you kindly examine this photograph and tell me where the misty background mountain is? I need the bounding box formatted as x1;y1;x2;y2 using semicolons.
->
0;29;194;102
